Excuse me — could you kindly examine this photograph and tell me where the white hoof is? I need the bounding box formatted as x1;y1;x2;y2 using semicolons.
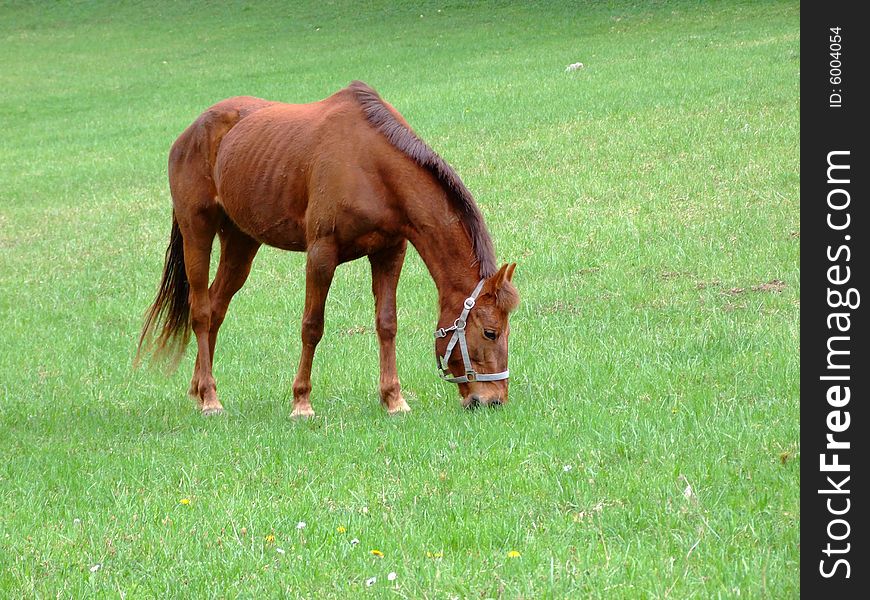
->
291;406;316;419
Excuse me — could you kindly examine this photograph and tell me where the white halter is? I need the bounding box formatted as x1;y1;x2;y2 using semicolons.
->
434;280;510;384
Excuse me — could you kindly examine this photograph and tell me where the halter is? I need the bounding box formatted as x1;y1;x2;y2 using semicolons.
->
434;279;510;384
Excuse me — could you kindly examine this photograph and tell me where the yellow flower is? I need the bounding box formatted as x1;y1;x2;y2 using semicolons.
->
337;526;347;534
370;549;384;558
507;550;521;558
179;498;191;506
265;534;275;544
426;551;444;559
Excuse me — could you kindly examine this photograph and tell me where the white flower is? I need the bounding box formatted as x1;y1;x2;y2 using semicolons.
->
387;572;397;581
276;547;285;555
73;518;81;526
296;521;306;530
89;563;102;573
563;465;572;472
350;538;360;546
683;484;694;500
565;62;585;72
366;576;377;587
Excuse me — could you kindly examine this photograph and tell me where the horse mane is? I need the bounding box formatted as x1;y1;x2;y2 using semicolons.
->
348;81;497;279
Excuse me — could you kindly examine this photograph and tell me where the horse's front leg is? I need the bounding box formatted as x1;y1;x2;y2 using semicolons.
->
369;241;411;414
291;239;338;418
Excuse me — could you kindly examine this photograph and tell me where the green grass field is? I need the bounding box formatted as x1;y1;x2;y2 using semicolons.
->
0;1;800;597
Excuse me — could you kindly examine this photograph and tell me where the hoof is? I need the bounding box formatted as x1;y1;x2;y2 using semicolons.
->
201;405;224;417
291;405;316;419
386;398;412;415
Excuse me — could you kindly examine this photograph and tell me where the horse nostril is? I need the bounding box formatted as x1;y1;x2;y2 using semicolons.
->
466;394;481;409
489;399;503;407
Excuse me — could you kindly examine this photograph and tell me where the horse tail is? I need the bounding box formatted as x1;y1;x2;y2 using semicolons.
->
135;213;191;369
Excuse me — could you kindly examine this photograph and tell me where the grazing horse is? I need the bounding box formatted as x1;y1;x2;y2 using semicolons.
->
137;81;519;417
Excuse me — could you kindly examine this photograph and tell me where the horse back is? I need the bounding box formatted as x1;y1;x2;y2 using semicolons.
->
211;90;403;253
170;87;417;258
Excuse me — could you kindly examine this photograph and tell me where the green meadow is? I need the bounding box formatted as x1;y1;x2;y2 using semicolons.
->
0;1;799;597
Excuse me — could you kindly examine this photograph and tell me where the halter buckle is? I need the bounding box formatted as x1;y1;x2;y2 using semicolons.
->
465;370;477;382
435;327;448;338
463;297;476;310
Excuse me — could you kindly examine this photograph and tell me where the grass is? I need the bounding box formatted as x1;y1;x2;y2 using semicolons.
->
0;1;799;597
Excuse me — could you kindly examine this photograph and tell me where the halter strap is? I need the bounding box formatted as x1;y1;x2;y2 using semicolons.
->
434;280;510;384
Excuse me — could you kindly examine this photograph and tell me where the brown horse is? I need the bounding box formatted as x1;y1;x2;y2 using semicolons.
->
137;81;519;417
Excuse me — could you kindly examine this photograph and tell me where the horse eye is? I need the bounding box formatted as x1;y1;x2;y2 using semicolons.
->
483;329;498;341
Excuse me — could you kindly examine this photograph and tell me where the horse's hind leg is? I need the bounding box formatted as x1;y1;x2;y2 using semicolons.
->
188;218;260;402
177;207;222;415
291;238;338;418
369;241;410;414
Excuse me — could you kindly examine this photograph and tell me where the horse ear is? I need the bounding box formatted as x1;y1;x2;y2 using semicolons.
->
488;263;520;312
489;263;511;291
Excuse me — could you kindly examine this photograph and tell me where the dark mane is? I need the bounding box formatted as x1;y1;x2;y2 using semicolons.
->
348;81;497;278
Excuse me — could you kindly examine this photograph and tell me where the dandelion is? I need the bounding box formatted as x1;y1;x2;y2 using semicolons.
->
179;498;191;506
296;521;306;530
265;534;275;544
507;550;521;558
366;576;377;587
337;526;347;534
350;538;360;546
370;549;384;558
387;572;397;581
426;551;444;559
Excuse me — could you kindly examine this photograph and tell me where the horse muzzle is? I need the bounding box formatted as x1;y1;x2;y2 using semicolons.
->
462;395;505;409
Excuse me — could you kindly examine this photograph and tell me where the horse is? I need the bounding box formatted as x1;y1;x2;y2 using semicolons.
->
136;81;519;417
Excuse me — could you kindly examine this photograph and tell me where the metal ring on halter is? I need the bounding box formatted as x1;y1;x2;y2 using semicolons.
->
453;318;466;330
463;297;476;310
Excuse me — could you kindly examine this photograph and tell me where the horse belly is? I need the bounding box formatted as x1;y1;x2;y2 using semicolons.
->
226;201;307;251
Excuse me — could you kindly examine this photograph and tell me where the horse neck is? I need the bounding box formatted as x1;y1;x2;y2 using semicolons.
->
401;186;484;322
